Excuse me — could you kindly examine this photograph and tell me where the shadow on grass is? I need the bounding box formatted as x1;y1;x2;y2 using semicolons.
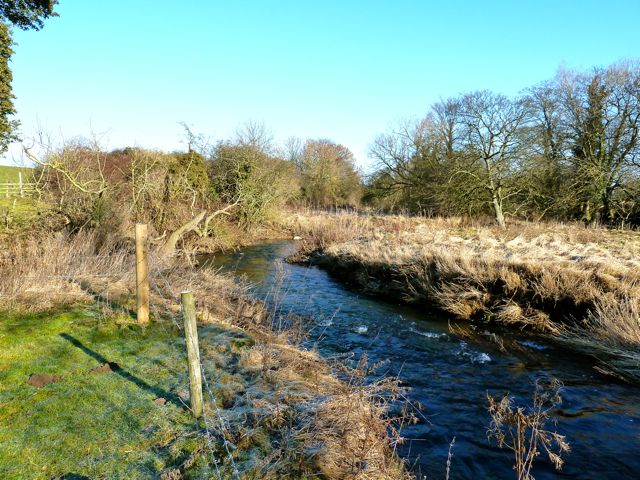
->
59;333;187;411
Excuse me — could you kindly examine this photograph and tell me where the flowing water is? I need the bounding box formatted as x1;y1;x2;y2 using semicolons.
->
205;240;640;479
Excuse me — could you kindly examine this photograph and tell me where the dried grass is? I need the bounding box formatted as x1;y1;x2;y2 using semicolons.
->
487;378;570;480
0;232;131;311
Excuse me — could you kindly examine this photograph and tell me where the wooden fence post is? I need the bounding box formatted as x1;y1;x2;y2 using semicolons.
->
181;291;204;418
135;223;149;325
18;172;23;197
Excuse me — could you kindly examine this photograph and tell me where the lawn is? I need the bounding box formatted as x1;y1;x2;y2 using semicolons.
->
0;165;33;183
0;306;211;480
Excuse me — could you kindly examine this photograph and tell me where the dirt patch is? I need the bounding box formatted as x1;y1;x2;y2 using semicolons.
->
89;362;121;374
27;373;61;388
153;397;167;405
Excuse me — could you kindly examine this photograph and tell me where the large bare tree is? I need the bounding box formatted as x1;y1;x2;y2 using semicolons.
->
458;91;532;227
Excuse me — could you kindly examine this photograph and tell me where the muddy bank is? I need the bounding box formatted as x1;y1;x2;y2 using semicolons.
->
291;250;415;303
297;250;593;325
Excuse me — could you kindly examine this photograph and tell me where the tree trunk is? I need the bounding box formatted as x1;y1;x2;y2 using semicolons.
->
492;195;506;228
159;210;206;257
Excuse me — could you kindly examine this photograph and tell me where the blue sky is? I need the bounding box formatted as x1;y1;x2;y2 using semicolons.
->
3;0;639;170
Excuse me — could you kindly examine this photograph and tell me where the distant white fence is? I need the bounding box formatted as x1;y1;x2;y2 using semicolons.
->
0;172;36;197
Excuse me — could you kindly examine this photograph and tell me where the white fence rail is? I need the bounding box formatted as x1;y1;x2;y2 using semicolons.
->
0;172;36;197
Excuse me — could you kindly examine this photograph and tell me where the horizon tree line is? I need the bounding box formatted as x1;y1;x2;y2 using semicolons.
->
15;58;640;230
365;60;640;227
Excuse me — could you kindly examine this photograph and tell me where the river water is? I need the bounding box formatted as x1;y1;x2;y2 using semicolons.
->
205;240;640;479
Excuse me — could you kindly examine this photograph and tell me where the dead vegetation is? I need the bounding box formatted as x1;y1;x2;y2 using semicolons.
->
0;231;412;479
487;379;570;480
285;211;640;382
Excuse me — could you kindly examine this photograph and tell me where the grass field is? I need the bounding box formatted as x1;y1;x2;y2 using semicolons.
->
0;307;203;479
0;165;49;236
0;165;33;183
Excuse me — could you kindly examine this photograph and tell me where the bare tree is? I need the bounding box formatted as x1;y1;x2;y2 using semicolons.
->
458;91;532;227
283;136;304;170
368;117;442;207
235;120;274;154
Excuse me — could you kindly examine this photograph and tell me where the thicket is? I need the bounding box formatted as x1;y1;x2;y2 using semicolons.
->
21;60;640;237
365;61;640;228
21;125;362;248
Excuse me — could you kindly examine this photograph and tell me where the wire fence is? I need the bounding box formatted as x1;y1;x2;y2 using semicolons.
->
1;243;242;479
145;254;241;478
0;181;36;197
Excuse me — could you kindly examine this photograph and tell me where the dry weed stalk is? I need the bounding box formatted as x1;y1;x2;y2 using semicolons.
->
445;437;455;480
487;379;570;480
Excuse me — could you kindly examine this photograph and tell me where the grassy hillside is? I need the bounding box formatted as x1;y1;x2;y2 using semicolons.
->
0;165;33;183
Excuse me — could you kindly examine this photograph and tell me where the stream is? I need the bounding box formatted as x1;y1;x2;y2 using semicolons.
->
205;240;640;479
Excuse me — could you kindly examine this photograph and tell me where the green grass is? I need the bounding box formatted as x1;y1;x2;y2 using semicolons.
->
0;196;47;232
0;165;33;183
0;306;214;479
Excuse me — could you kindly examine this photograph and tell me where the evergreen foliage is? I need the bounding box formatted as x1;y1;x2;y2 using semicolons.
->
0;0;57;30
0;21;18;154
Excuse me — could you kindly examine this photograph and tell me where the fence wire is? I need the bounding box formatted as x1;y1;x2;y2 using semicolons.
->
147;254;241;478
1;249;244;479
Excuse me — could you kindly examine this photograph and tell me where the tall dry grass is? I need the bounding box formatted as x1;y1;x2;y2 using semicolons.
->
286;211;640;382
0;232;132;311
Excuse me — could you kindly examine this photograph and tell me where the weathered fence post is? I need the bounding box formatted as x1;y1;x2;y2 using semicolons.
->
18;172;23;197
135;223;149;325
181;291;204;418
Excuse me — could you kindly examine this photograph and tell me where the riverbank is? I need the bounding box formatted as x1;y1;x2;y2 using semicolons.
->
0;232;410;479
285;212;640;382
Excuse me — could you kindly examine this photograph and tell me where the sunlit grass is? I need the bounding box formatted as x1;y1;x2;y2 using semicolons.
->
0;306;207;480
0;165;33;183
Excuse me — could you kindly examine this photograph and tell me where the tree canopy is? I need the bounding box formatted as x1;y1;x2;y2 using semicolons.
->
0;0;57;30
366;61;640;227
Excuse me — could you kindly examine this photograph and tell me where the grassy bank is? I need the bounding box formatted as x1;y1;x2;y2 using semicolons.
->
0;232;410;479
0;307;200;479
0;165;33;183
285;212;640;382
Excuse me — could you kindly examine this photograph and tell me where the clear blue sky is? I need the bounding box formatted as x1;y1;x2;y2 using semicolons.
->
3;0;639;170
